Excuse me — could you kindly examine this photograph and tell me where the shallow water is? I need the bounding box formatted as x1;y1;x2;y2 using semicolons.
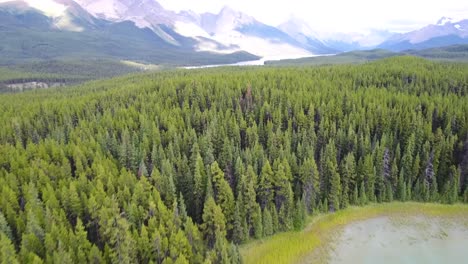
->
329;216;468;264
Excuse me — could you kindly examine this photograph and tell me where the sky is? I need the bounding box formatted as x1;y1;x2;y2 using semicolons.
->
158;0;468;34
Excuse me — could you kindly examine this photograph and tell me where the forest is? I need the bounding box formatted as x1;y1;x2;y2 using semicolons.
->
0;59;153;93
0;56;467;263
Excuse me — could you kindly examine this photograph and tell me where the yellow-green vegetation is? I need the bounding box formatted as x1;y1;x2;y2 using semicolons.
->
240;203;468;264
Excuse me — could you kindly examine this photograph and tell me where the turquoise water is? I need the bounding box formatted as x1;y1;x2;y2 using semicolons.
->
329;216;468;264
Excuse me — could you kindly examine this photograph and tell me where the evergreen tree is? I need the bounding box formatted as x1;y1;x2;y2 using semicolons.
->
211;162;235;234
202;197;226;248
253;205;263;239
340;153;356;208
193;154;207;222
328;162;341;212
362;154;375;202
359;182;367;206
293;199;306;231
262;207;273;237
232;202;245;244
398;169;407;202
0;212;13;241
300;157;319;213
258;160;274;209
0;233;19;264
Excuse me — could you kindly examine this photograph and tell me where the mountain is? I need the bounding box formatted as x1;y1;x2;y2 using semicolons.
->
74;0;183;44
3;0;467;63
405;44;468;61
172;6;324;59
73;2;330;58
379;17;468;51
0;0;258;65
278;17;339;54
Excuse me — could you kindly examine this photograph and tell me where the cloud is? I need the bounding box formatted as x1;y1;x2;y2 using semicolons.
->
158;0;468;33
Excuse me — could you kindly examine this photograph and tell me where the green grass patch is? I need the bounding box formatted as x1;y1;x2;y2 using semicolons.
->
240;203;468;264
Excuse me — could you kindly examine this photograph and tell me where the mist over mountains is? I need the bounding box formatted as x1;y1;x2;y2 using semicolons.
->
0;0;467;65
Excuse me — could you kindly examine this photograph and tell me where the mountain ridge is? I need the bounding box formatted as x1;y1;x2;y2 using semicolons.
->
1;0;468;61
0;0;259;66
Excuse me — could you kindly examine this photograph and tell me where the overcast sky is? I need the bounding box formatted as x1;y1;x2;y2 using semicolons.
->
158;0;468;33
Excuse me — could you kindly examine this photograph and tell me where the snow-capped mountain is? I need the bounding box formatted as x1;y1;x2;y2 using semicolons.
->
201;6;256;34
0;0;97;31
73;0;183;44
69;1;321;58
0;0;259;65
437;16;453;26
74;0;176;26
278;17;339;54
379;17;468;51
185;6;315;59
2;0;468;62
296;29;394;52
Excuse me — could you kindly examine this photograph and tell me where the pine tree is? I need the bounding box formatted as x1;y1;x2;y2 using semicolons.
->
0;233;19;264
107;217;136;264
352;184;359;205
202;197;226;248
402;134;415;183
328;161;341;212
446;166;460;204
262;207;273;236
211;162;235;234
253;204;263;239
240;166;257;236
293;199;306;231
362;154;375;202
21;208;45;260
340;153;356;208
300;157;319;213
359;182;367;206
178;193;188;223
258;160;274;209
193;154;206;222
321;141;341;212
232;202;245;244
0;212;13;241
386;182;394;202
72;218;91;263
138;159;149;178
398;169;407;201
228;243;242;264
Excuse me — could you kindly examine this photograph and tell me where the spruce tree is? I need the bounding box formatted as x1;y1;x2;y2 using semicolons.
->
262;207;273;237
202;197;226;248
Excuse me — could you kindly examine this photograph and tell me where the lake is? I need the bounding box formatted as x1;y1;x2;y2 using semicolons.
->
329;216;468;264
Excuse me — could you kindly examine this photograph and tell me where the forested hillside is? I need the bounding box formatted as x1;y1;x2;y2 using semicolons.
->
0;59;157;93
0;56;467;263
266;45;468;66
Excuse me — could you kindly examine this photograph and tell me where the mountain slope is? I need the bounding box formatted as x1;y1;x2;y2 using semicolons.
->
190;6;315;59
0;1;259;65
72;1;322;58
265;44;468;66
379;18;468;51
278;18;339;54
265;49;398;66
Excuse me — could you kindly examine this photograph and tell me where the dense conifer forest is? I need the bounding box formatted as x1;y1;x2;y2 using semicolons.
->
0;56;467;263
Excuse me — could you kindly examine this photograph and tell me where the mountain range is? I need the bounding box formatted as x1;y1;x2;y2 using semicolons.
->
0;0;467;65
